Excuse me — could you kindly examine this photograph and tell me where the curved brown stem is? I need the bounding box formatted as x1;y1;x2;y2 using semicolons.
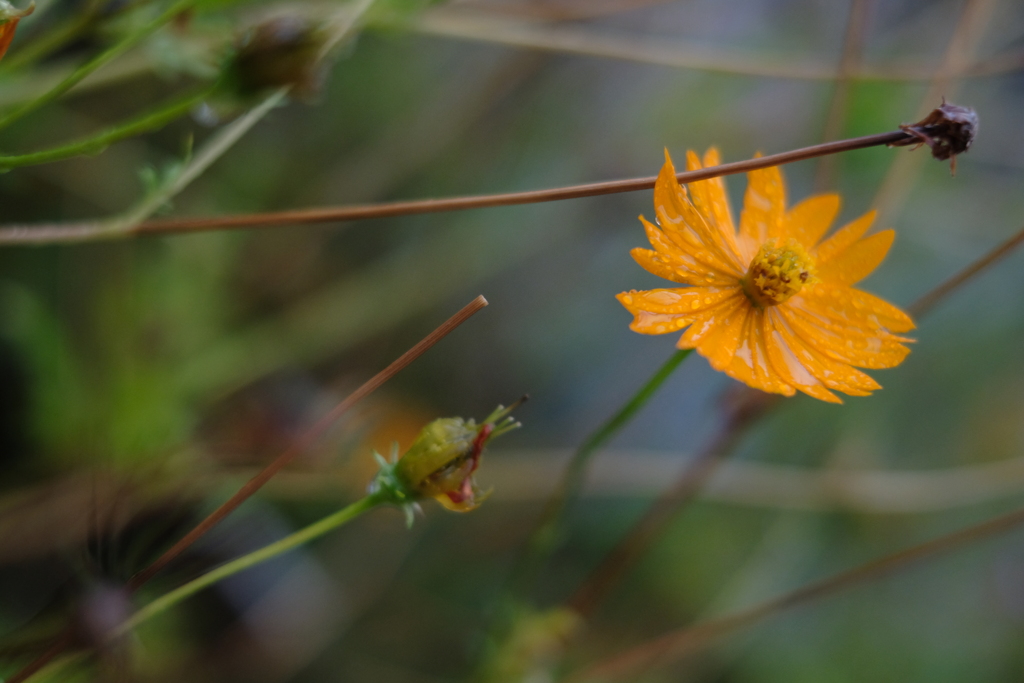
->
908;223;1024;318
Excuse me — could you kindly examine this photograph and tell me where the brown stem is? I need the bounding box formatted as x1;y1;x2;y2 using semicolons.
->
908;223;1024;318
4;631;75;683
566;391;778;618
126;295;488;591
814;0;871;191
0;131;912;245
572;501;1024;682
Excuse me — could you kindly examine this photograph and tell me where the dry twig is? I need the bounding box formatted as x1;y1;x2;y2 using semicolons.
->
0;131;911;245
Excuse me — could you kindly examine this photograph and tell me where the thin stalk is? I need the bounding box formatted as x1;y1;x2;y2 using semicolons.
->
509;349;692;598
566;392;776;617
908;223;1024;318
572;501;1024;682
100;87;288;237
404;8;992;83
0;129;913;245
126;294;488;591
0;84;215;169
118;492;387;636
870;0;993;223
814;0;871;191
3;631;75;683
0;0;196;131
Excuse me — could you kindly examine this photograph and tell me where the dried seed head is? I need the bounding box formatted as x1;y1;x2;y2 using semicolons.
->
892;99;978;174
229;16;330;99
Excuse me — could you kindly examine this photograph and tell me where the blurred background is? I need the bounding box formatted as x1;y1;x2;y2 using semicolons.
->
2;0;1024;680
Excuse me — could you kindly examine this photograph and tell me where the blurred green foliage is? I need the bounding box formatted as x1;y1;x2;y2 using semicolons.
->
1;0;1024;682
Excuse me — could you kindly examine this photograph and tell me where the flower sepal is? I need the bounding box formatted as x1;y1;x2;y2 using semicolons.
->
368;446;422;527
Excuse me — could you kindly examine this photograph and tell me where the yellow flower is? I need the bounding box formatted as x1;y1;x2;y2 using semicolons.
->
617;149;915;403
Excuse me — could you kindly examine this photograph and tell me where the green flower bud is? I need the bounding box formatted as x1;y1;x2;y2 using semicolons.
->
396;417;484;512
370;401;524;521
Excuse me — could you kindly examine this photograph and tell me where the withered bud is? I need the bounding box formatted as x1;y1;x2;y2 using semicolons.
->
370;400;525;522
229;16;329;99
892;100;978;174
0;1;34;63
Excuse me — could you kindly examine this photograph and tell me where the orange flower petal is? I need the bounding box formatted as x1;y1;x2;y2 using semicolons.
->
720;309;756;386
784;305;911;369
797;283;916;334
739;159;786;245
762;311;842;403
640;217;738;285
617;289;741;335
814;210;876;263
678;295;748;366
0;5;33;63
656;152;743;274
0;24;16;62
748;310;798;395
630;248;692;284
620;311;691;335
683;151;732;236
782;194;840;250
722;310;796;397
772;311;881;394
699;147;739;240
617;287;737;314
817;229;894;286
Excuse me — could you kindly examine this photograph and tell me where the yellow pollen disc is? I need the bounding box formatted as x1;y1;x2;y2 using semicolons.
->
741;238;817;307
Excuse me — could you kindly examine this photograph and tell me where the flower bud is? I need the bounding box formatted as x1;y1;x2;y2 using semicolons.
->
0;1;34;63
396;417;491;512
370;401;524;520
228;16;329;99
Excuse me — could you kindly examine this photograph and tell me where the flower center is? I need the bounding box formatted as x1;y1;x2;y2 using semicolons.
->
742;239;816;307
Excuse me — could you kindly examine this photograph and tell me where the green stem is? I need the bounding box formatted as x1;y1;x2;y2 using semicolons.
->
0;84;215;169
116;491;387;636
0;0;196;131
511;348;693;596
